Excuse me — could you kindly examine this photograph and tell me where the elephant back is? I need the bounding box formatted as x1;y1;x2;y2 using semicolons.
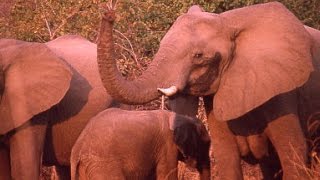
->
46;35;111;105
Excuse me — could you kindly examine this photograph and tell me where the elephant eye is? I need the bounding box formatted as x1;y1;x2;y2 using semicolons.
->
194;53;203;58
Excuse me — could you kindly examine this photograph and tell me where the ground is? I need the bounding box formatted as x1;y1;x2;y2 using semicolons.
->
40;157;263;180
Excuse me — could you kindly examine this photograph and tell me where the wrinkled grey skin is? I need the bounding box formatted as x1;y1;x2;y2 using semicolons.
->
0;35;125;180
97;2;320;180
167;24;320;180
70;108;211;180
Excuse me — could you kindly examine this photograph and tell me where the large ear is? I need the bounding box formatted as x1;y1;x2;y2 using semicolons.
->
213;13;314;121
0;41;72;134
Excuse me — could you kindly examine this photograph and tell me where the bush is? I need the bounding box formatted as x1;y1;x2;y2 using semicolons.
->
1;0;319;61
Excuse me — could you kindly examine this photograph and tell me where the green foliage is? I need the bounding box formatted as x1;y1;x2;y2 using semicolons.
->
0;0;319;76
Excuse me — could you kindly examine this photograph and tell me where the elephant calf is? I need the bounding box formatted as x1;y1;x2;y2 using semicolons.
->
71;108;211;180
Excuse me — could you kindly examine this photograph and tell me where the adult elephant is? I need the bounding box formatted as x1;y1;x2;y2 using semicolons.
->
97;2;320;180
0;35;117;180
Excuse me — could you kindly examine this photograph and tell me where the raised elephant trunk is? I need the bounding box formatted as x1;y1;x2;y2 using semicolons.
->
97;9;173;104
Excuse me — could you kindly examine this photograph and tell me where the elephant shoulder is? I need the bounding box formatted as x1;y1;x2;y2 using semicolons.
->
45;35;98;83
49;34;89;42
46;35;94;49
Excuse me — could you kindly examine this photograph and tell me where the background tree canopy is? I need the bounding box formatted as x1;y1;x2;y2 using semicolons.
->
1;0;319;76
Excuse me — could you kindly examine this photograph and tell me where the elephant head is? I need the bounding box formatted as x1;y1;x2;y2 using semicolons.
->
172;114;211;178
0;39;72;134
97;2;314;121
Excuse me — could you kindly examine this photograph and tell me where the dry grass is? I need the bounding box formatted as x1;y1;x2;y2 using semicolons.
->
40;159;263;180
308;112;320;180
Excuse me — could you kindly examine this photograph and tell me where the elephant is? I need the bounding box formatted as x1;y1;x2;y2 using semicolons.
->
0;35;122;179
70;108;211;180
96;2;320;180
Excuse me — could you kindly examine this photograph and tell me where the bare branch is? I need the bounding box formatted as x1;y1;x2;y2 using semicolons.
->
50;6;81;39
37;1;52;40
44;18;52;38
44;0;57;16
107;0;118;10
37;0;76;40
114;29;141;68
161;95;165;110
35;34;47;43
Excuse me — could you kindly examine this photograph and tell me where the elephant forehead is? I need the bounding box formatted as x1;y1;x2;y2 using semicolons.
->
160;24;192;46
174;12;221;28
161;14;223;47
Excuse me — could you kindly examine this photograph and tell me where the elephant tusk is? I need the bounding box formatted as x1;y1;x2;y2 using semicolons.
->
157;86;178;96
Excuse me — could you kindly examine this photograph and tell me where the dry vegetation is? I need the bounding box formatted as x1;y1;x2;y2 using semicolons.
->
1;0;319;179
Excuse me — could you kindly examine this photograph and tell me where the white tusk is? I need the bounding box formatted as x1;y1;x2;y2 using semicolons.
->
157;86;178;96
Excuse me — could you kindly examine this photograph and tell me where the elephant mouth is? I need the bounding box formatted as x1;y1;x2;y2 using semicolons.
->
158;53;221;97
184;83;213;95
158;66;220;97
158;68;218;96
184;59;221;95
157;86;178;96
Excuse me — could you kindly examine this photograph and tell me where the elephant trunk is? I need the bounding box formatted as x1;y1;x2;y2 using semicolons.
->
97;10;170;104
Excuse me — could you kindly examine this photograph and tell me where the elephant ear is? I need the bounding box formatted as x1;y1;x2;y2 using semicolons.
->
213;15;314;121
0;41;72;134
172;114;200;159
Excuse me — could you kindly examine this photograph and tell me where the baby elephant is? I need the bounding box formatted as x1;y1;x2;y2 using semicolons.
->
71;108;211;180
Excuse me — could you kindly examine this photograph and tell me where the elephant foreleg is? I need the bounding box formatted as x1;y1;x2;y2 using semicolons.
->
259;148;282;180
207;111;243;180
9;119;47;180
0;142;11;180
78;160;125;180
52;165;71;180
156;149;179;180
266;114;309;180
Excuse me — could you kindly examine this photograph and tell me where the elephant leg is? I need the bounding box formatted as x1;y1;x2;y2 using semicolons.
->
206;110;243;180
79;161;125;180
156;152;178;180
9;119;47;180
0;142;11;180
259;154;282;180
156;163;178;180
266;114;309;180
258;143;282;180
52;165;71;180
